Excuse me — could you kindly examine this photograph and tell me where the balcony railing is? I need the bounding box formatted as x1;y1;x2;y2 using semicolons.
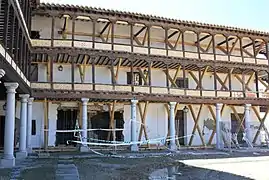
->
31;39;269;66
31;82;266;99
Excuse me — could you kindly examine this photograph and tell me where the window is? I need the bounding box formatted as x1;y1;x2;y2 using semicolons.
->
32;120;36;135
127;72;142;85
175;78;188;88
260;106;267;112
30;31;40;39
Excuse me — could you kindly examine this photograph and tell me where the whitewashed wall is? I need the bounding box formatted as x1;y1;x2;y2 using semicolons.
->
6;100;265;148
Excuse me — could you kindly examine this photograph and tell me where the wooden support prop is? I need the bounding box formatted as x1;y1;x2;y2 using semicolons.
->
107;100;116;141
207;104;226;145
115;57;122;83
137;67;148;85
195;66;208;89
47;57;51;82
228;38;239;55
234;74;252;91
188;104;205;146
163;68;177;87
229;105;245;134
188;71;200;89
78;56;87;83
215;69;233;91
43;98;49;150
258;77;269;92
252;106;269;144
138;101;149;146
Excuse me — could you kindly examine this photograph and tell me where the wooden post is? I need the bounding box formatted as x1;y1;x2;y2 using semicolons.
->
107;100;116;140
91;56;96;90
92;18;96;49
71;16;76;47
130;22;134;52
51;16;55;47
182;31;185;58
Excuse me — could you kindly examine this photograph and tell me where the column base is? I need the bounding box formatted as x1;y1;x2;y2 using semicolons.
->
168;144;177;151
27;147;32;154
130;144;139;152
0;157;15;168
79;145;89;152
16;151;28;159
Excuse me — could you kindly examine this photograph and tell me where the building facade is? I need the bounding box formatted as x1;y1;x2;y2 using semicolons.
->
1;1;269;167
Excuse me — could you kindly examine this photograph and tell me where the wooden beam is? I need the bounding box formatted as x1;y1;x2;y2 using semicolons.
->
188;104;205;146
107;100;116;140
138;101;149;147
252;106;269;144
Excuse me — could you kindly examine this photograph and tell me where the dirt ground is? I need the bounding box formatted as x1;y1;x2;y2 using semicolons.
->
1;149;268;179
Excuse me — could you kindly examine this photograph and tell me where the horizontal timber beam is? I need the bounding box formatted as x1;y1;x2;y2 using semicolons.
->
32;90;269;106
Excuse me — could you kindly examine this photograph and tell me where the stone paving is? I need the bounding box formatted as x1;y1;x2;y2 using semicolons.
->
55;159;80;180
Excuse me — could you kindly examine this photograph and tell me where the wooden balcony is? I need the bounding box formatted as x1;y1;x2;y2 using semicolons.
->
30;82;268;99
31;39;269;66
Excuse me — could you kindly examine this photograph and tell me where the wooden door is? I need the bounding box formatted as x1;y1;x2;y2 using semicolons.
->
175;110;184;145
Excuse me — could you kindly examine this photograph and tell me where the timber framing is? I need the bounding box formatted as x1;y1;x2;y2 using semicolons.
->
32;47;269;72
34;3;269;38
32;89;269;106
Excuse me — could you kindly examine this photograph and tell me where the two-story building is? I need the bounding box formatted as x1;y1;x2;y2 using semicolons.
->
28;3;269;151
1;1;269;167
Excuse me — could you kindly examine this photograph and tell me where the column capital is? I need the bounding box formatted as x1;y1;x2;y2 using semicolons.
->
0;69;5;79
28;97;34;104
169;102;177;106
81;98;89;105
131;99;138;104
4;82;19;93
245;104;251;108
216;103;223;110
19;94;30;102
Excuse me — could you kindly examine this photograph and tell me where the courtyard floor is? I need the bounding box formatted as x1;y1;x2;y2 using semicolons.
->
0;148;269;179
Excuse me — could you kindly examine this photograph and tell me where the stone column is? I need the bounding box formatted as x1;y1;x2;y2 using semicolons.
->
80;98;89;152
16;94;30;159
26;97;34;153
169;102;177;151
244;104;251;141
130;99;138;152
0;83;18;168
216;103;223;149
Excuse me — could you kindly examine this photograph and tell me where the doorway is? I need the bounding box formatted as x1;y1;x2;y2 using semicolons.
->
231;113;244;144
175;110;185;145
0;116;4;148
90;111;124;142
56;109;77;146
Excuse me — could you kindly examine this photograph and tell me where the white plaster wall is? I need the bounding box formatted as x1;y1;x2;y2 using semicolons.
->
11;100;268;148
123;103;168;145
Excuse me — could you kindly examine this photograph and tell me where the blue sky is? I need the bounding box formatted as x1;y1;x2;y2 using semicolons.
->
41;0;268;32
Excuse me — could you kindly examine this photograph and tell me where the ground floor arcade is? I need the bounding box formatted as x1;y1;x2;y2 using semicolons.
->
1;84;269;167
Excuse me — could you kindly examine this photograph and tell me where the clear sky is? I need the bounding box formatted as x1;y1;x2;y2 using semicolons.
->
41;0;268;32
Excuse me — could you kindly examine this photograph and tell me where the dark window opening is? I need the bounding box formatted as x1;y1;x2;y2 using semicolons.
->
127;72;142;85
175;78;188;88
30;31;40;39
32;120;36;135
260;106;267;112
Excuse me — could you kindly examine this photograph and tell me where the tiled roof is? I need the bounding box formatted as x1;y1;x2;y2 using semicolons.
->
37;3;269;37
